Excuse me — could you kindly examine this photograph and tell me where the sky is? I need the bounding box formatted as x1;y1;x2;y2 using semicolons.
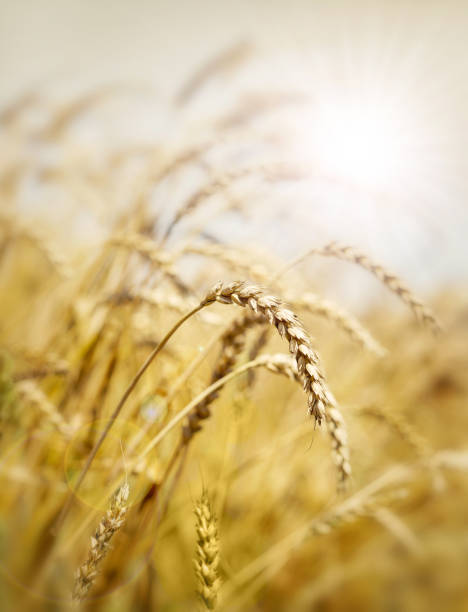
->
1;0;467;296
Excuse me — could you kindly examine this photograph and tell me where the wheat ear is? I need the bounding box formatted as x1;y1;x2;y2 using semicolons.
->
1;214;71;279
16;380;72;437
177;242;270;283
161;163;310;243
293;292;386;356
253;354;351;487
176;40;253;105
194;491;221;610
202;281;335;425
355;404;430;459
278;242;440;333
73;483;129;601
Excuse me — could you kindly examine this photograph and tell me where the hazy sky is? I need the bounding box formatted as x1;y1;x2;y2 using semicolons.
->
1;0;467;295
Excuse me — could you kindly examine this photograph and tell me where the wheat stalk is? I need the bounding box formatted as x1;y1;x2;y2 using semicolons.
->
73;482;130;601
194;491;221;610
246;326;270;385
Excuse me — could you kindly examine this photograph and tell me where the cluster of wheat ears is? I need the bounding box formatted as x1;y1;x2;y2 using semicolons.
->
0;46;467;611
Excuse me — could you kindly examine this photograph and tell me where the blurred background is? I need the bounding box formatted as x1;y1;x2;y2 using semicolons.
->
1;0;467;298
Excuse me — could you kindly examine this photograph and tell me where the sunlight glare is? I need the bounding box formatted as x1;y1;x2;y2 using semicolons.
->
308;96;416;191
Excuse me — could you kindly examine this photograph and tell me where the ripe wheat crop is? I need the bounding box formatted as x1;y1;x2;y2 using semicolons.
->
0;46;466;612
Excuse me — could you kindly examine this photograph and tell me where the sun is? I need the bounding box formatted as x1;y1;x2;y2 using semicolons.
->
302;93;418;192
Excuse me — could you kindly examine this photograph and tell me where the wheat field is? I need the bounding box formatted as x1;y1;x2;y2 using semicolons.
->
1;40;468;612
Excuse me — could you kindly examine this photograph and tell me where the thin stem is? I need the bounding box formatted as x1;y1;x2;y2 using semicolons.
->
135;358;266;465
54;302;205;531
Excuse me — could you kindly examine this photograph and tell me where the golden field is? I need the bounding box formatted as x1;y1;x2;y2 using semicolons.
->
0;51;467;611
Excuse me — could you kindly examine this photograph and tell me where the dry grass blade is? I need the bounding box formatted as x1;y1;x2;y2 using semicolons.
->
102;288;222;325
107;233;190;296
108;233;174;271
